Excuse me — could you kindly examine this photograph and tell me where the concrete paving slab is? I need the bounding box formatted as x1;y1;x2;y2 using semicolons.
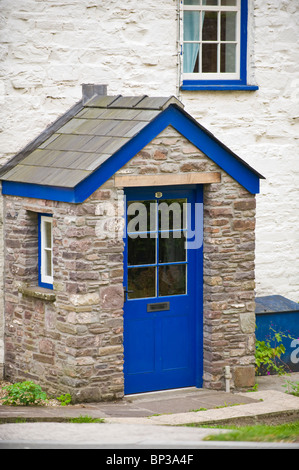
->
134;390;299;426
0;422;230;446
256;372;299;392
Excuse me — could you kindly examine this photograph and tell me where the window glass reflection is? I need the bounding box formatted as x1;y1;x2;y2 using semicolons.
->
159;232;186;264
128;267;156;299
159;265;186;297
128;236;156;266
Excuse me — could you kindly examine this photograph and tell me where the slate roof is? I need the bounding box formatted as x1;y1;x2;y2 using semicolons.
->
0;95;183;188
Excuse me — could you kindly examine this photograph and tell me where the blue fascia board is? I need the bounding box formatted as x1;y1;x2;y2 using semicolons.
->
2;104;262;203
2;180;77;203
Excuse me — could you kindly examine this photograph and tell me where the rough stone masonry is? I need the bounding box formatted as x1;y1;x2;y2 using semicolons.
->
3;127;256;401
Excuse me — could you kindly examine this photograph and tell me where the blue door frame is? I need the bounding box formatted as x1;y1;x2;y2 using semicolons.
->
123;185;203;394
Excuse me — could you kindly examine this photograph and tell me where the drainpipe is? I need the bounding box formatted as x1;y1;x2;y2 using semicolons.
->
224;366;232;393
176;0;183;100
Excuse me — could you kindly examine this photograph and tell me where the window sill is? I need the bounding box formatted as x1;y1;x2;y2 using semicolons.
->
181;83;259;91
18;285;56;302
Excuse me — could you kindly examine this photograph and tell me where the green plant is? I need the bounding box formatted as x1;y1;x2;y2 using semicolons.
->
283;379;299;397
246;383;259;392
1;381;48;406
203;421;299;443
56;393;72;406
68;415;105;423
255;326;293;376
189;408;208;412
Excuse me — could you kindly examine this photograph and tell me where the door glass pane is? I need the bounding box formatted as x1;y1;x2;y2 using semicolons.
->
159;265;186;297
128;267;156;299
184;0;200;4
158;199;187;231
128;236;156;266
202;12;218;41
202;43;218;72
159;232;186;263
127;200;156;233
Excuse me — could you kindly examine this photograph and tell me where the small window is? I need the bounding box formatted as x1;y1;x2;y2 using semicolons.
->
181;0;257;90
39;215;53;289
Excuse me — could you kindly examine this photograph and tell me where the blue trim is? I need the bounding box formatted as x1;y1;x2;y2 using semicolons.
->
194;184;203;388
2;181;76;203
38;213;53;290
2;104;262;202
181;0;256;90
181;83;259;91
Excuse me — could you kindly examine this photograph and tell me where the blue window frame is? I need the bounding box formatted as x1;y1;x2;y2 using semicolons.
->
38;214;53;289
181;0;258;91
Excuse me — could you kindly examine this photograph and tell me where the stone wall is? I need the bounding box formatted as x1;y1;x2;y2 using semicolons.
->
4;191;125;402
4;126;256;399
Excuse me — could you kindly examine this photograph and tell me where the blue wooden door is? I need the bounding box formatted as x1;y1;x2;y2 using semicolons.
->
123;186;203;394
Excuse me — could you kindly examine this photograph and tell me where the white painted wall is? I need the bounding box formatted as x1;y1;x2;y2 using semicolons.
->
0;0;298;322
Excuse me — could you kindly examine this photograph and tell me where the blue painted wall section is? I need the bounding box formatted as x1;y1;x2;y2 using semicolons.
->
256;296;299;373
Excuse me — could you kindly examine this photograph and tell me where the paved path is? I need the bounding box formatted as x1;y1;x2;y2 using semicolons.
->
0;374;299;448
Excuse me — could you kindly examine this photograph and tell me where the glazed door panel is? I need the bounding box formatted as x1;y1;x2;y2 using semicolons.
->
123;186;203;394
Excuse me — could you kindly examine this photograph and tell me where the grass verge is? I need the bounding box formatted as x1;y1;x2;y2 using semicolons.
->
189;421;299;443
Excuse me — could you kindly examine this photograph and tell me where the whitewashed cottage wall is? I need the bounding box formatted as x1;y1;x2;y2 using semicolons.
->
0;0;298;374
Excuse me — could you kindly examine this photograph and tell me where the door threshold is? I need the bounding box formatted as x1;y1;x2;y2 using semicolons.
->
125;386;201;400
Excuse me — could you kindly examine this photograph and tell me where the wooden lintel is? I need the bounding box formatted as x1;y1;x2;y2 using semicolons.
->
114;172;221;188
24;204;53;214
23;204;54;214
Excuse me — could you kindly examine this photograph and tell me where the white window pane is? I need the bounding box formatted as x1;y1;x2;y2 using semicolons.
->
184;43;200;73
202;12;218;41
221;11;236;41
44;221;52;248
202;43;218;72
221;43;236;72
184;0;200;5
45;249;52;277
184;11;200;41
221;0;237;5
203;0;219;5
